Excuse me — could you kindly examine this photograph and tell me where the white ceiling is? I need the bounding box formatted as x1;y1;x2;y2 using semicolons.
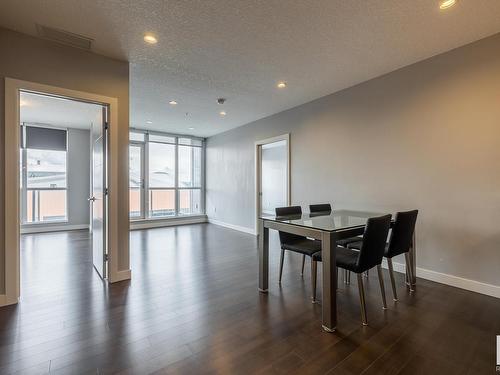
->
20;92;103;130
1;1;500;137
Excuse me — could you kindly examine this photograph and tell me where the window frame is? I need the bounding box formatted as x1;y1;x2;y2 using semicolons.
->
129;129;205;220
20;123;69;225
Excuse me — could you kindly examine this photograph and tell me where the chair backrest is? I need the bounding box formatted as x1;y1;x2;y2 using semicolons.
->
357;214;392;272
275;206;305;244
275;206;302;217
309;204;332;213
386;210;418;258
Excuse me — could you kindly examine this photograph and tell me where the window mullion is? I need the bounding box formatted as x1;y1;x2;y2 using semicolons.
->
144;137;149;219
21;145;27;224
175;137;179;216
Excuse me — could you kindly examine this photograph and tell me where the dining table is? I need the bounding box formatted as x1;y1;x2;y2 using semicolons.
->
258;209;417;332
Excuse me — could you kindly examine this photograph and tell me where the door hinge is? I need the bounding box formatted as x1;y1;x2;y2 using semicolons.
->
104;121;109;130
105;188;109;195
104;254;109;261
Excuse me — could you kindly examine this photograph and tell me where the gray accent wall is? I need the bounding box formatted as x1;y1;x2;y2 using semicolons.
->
66;128;91;227
67;129;91;227
206;33;500;288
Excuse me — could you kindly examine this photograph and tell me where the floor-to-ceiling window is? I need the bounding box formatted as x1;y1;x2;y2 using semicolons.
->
129;130;204;219
20;124;68;223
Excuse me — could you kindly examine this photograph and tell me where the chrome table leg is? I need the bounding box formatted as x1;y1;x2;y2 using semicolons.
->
321;231;337;332
258;219;269;293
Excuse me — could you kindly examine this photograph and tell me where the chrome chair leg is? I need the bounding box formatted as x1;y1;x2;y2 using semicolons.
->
279;249;285;284
311;260;317;303
404;253;415;292
301;254;306;276
377;265;388;309
357;273;368;325
387;258;398;301
346;270;351;285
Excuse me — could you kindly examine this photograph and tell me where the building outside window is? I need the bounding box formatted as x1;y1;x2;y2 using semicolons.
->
129;131;204;219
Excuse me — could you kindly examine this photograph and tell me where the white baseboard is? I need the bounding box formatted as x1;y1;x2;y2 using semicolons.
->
381;259;500;299
130;216;207;230
21;224;89;234
110;269;131;283
208;218;257;236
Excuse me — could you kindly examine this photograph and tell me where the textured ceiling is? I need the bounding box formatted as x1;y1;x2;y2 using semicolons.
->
1;1;500;137
20;92;102;130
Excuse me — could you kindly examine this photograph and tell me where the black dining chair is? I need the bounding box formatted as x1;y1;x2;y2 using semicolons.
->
309;203;332;214
275;206;321;283
309;204;363;249
311;214;392;325
347;210;418;301
309;203;359;285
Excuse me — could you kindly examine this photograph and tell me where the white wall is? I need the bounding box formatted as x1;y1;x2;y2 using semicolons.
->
206;32;500;293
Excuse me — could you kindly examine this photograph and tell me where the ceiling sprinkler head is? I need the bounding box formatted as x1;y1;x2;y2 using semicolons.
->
217;98;226;105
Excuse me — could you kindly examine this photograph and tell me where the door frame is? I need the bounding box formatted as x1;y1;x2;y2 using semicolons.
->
254;134;291;234
4;78;120;305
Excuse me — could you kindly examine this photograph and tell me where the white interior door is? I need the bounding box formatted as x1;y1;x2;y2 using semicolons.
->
258;138;289;217
90;106;108;279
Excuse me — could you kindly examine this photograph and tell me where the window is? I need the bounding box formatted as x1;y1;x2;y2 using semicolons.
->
129;131;204;219
20;125;68;223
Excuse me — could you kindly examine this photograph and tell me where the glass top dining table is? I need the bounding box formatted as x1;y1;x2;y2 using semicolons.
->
257;209;417;333
261;209;388;232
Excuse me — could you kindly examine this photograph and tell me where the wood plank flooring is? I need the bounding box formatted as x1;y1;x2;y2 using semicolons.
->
0;224;498;374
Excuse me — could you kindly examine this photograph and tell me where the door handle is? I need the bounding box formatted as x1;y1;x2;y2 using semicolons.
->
88;196;96;202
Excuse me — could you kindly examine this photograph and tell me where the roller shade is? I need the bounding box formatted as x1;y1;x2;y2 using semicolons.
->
25;126;67;151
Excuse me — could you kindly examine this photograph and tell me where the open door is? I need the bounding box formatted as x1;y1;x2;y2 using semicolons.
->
255;134;290;231
258;139;289;216
90;106;108;279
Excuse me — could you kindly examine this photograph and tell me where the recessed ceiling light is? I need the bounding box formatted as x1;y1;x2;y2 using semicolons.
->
439;0;456;10
277;81;287;89
219;111;227;117
169;100;178;105
146;120;152;124
143;33;158;44
188;127;194;130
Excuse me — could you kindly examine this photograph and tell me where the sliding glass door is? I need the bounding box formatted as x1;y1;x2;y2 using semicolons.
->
129;143;145;219
148;138;176;217
178;139;202;215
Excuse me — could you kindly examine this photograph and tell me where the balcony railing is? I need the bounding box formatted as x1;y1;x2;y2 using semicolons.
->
25;188;67;223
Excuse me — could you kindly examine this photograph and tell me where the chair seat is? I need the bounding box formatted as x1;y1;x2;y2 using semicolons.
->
337;236;363;247
312;247;360;272
348;241;392;257
282;238;322;256
346;240;362;250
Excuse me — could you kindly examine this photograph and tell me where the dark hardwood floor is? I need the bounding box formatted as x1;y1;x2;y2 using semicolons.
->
0;224;498;374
